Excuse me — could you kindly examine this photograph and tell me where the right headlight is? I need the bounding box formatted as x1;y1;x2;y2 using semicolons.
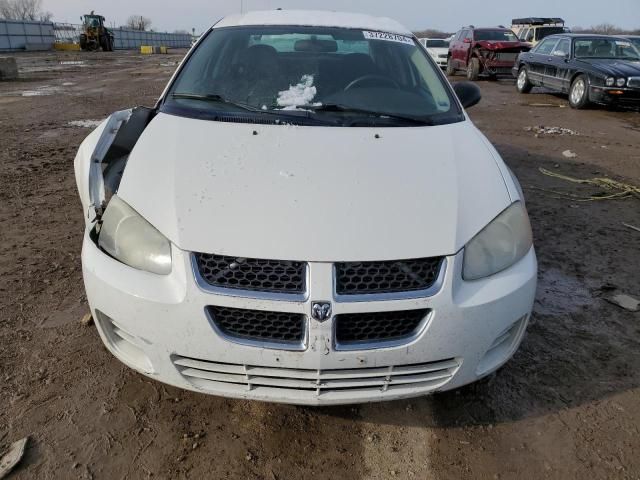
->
606;77;615;87
463;202;533;281
98;195;172;275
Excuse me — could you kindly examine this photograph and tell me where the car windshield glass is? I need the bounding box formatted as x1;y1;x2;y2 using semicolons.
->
425;39;449;48
574;38;640;60
163;26;461;126
474;30;519;41
628;38;640;50
536;27;566;41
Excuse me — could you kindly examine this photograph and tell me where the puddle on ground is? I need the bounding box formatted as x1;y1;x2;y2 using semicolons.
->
60;60;86;66
20;85;62;97
535;268;596;315
67;119;102;128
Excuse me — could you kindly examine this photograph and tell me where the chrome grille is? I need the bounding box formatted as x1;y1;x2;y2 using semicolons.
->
207;306;305;348
335;309;430;347
172;356;461;401
335;257;443;296
194;253;306;295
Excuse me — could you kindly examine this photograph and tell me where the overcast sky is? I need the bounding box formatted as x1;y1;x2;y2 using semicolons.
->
45;0;639;34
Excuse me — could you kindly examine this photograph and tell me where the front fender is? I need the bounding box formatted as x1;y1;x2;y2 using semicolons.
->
74;109;133;228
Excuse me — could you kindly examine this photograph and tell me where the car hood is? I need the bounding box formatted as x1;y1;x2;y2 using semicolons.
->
427;47;449;55
116;112;511;262
576;58;640;77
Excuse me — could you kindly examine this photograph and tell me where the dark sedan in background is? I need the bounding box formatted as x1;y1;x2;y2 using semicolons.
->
513;34;640;108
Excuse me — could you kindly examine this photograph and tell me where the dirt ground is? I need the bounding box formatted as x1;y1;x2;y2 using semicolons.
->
0;50;639;480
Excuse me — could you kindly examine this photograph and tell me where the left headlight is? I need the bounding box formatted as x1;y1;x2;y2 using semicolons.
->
98;195;172;275
463;202;533;281
616;77;627;87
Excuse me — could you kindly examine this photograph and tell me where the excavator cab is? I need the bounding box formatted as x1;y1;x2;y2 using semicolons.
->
80;11;114;51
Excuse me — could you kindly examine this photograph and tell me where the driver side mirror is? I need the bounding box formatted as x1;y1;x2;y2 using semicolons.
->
453;81;481;109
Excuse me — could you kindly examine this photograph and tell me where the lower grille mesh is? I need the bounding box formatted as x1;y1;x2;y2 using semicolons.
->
207;306;305;345
335;309;430;345
172;356;461;400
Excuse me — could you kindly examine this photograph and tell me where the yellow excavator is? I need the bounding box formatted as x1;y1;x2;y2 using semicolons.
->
79;11;114;51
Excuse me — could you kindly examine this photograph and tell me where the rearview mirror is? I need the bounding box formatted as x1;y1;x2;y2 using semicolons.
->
453;81;481;109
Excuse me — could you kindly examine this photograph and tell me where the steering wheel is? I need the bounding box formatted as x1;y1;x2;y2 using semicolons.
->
344;74;399;91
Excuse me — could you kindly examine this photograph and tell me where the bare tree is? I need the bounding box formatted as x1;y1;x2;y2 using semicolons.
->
126;15;152;31
0;0;48;21
413;28;452;39
38;9;52;22
572;23;639;35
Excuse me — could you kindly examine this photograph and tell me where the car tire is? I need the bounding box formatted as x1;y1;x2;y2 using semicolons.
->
516;67;533;93
467;57;480;81
446;57;456;76
569;75;590;109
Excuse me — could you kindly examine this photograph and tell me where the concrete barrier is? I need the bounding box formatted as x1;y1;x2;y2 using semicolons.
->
0;56;18;80
141;45;168;54
54;43;81;51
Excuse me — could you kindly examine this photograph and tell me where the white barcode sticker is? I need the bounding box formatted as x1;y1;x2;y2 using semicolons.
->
363;31;414;45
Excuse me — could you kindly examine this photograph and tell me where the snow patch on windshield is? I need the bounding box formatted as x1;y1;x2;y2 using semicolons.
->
276;75;321;110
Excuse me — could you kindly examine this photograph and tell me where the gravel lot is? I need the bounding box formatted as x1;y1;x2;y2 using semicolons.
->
1;50;639;480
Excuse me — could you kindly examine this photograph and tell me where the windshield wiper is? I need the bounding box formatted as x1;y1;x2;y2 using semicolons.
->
171;92;263;112
304;103;434;125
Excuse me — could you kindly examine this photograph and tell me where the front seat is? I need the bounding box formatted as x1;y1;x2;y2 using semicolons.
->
593;43;612;57
229;44;285;107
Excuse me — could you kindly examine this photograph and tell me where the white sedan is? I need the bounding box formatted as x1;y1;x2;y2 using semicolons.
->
419;37;450;68
74;10;536;405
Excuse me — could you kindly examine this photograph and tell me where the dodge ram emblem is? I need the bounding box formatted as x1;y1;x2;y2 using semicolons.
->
311;302;332;322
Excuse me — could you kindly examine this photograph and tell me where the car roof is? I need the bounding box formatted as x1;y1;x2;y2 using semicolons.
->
469;27;513;31
547;33;634;39
214;10;412;36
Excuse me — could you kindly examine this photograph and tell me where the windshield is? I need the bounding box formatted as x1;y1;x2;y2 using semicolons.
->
574;38;640;60
628;37;640;50
536;27;566;41
163;26;462;126
425;39;449;48
474;30;519;42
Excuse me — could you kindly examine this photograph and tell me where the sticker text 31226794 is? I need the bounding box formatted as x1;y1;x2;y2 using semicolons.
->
363;31;414;45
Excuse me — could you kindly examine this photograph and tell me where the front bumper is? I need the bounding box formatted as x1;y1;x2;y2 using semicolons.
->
589;85;640;107
478;58;518;76
82;234;537;405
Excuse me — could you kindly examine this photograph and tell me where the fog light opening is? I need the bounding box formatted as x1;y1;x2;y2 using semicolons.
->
95;310;154;374
476;315;528;376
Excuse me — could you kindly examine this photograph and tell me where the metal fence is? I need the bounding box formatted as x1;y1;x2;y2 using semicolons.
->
112;29;191;49
1;19;191;51
0;20;54;51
